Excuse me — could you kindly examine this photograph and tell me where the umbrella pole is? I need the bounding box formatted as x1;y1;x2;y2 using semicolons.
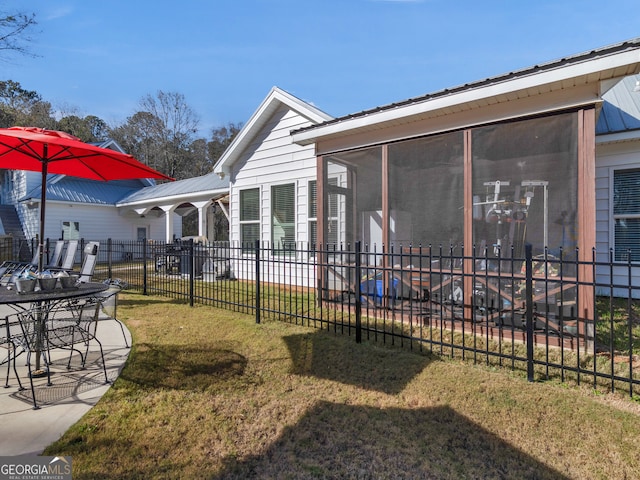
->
34;152;48;374
38;153;47;274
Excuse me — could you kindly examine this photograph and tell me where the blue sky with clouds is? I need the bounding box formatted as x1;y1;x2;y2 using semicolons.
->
3;1;640;136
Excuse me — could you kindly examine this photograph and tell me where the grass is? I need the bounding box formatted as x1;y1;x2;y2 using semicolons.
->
45;292;640;479
595;296;640;355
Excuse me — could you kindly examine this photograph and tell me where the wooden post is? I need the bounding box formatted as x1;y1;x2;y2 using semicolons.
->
578;107;596;350
463;129;474;321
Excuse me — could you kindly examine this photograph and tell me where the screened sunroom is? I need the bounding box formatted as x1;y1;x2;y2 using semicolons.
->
313;107;594;317
291;41;640;342
319;110;581;260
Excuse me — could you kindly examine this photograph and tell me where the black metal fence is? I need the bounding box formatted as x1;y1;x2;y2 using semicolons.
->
39;237;640;397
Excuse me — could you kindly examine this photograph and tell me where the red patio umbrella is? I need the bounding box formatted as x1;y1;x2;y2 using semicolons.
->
0;126;174;272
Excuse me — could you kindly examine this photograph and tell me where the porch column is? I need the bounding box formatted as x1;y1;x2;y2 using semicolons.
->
463;129;474;321
191;200;213;238
578;107;596;350
159;204;178;243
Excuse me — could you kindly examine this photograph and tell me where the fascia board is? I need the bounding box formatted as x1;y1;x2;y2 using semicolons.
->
596;129;640;144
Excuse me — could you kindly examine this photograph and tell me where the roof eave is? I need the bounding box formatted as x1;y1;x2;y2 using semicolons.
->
116;187;230;208
292;45;640;146
596;129;640;144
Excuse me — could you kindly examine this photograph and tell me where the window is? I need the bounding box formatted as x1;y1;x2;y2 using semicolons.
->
240;188;260;249
272;183;295;252
62;221;80;240
613;168;640;262
308;180;317;249
310;177;341;249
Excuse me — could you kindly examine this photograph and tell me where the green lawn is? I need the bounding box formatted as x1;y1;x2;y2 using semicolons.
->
45;292;640;479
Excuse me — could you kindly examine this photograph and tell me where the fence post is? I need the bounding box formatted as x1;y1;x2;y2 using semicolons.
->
143;238;148;295
255;239;261;324
525;243;534;381
189;239;194;307
355;241;362;343
107;238;113;279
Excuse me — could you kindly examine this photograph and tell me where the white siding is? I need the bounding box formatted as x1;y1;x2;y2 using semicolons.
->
230;104;318;249
28;202;168;242
595;140;640;297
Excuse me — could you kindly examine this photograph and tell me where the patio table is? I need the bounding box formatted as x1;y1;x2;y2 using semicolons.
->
0;282;108;375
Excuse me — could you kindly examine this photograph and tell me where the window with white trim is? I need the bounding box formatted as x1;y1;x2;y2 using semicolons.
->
62;221;80;240
272;183;295;252
308;180;317;249
613;168;640;262
240;188;260;249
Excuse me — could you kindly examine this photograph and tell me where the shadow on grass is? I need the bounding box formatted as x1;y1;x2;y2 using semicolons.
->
57;402;570;479
214;401;568;480
283;331;431;395
119;343;247;391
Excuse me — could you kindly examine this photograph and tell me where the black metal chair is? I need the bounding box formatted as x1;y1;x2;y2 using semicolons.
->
94;283;129;348
1;315;24;392
8;298;110;409
7;307;50;409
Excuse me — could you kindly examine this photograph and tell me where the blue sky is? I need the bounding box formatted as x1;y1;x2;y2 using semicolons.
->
3;1;640;136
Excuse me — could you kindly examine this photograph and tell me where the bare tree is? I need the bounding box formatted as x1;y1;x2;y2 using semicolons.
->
208;122;242;164
138;91;200;179
109;111;165;171
0;11;37;60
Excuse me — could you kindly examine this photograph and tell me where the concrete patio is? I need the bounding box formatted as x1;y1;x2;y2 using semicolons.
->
0;307;131;456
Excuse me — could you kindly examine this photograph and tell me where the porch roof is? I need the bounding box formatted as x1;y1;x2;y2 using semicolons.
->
116;172;228;207
292;38;640;149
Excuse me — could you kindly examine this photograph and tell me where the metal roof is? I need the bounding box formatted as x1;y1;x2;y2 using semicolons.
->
15;138;226;207
292;38;640;146
22;177;145;204
117;171;229;205
596;74;640;135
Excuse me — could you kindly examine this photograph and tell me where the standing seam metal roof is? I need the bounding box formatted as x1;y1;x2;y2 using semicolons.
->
117;172;229;204
596;74;640;135
293;37;640;136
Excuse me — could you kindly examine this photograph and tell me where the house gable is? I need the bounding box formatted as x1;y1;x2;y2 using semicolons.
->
214;87;332;177
212;87;332;247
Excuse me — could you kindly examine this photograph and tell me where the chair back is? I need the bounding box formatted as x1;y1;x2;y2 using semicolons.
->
97;285;121;319
29;245;40;266
11;309;40;351
48;240;65;268
60;240;79;270
78;242;99;283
